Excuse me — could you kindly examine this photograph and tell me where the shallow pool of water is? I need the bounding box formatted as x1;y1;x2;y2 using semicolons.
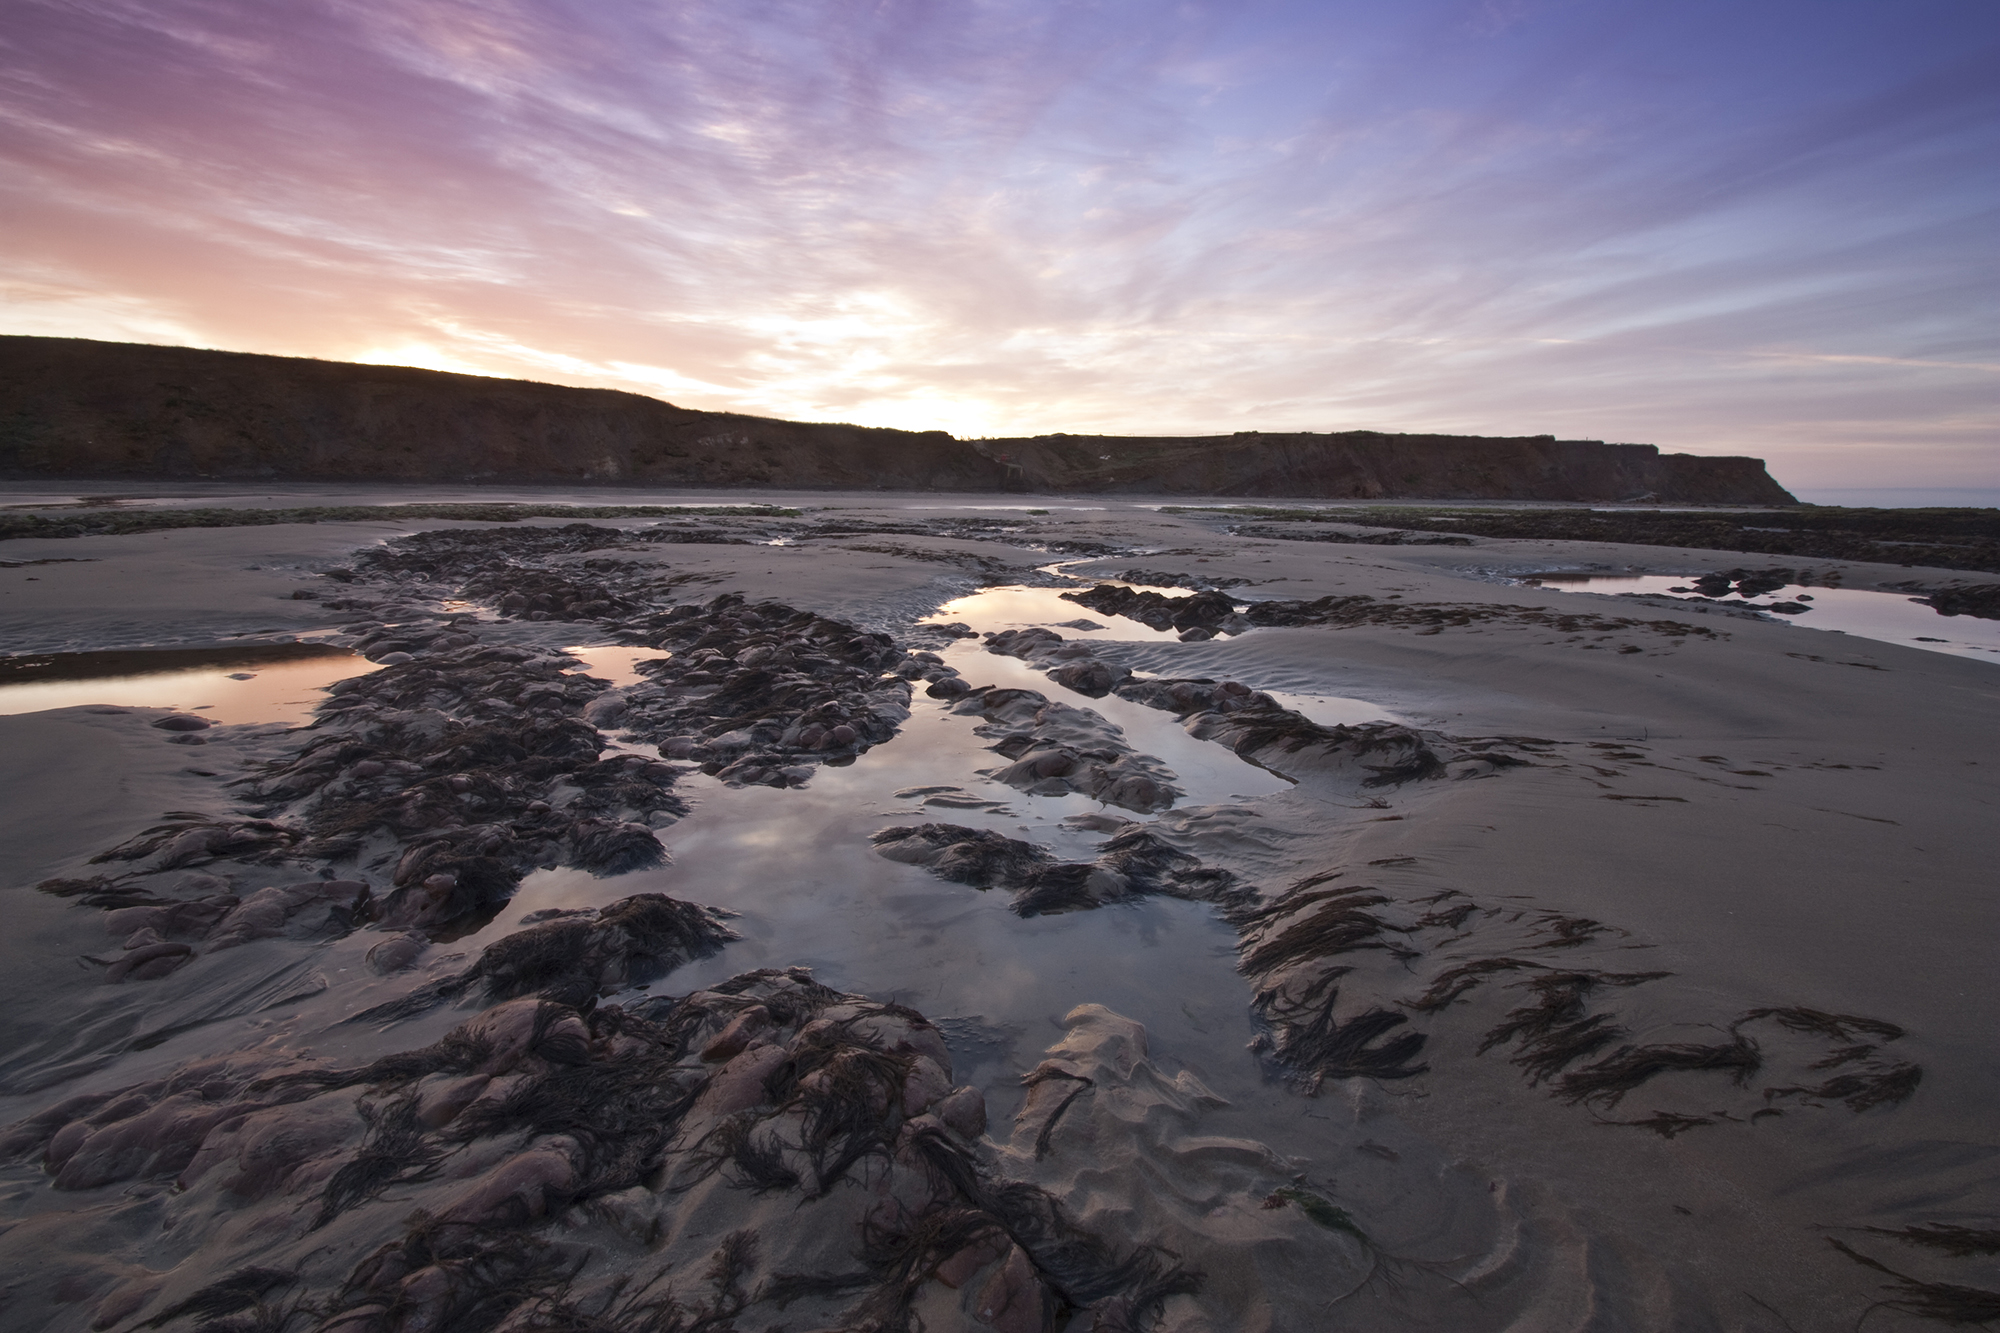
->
1523;574;2000;663
560;643;673;687
0;644;377;723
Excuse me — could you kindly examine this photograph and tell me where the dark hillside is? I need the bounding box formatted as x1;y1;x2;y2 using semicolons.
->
0;337;1795;503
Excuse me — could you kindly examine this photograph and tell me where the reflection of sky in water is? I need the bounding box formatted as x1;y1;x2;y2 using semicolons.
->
1525;576;2000;663
928;582;1404;728
560;643;672;687
0;652;376;723
5;580;1393;1151
470;695;1262;1123
468;580;1401;1121
929;584;1183;643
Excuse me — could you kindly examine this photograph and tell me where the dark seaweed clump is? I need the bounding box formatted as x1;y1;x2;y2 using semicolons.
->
247;639;681;932
8;967;1204;1332
351;892;739;1023
872;821;1251;917
1230;868;1925;1131
605;592;938;786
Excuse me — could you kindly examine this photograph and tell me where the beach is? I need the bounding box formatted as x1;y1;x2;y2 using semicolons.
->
0;486;1994;1332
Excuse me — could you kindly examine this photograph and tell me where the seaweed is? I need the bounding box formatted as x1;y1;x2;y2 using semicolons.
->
1260;984;1429;1083
1555;1036;1761;1108
1739;1007;1906;1043
1862;1225;2000;1258
1513;1016;1628;1086
1829;1238;2000;1325
1022;1068;1097;1160
1012;863;1103;917
1764;1062;1923;1113
1476;970;1669;1086
1238;888;1398;976
1603;1112;1719;1139
142;1268;297;1328
451;1043;704;1201
790;1043;915;1198
1409;957;1542;1012
1261;1187;1370;1242
349;893;736;1023
706;1115;804;1194
330;1214;582;1333
835;1205;1015;1331
313;1097;445;1228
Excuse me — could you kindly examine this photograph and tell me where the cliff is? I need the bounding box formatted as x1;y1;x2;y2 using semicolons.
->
0;337;1796;503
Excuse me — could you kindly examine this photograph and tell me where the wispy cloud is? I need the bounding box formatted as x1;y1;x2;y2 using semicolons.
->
1;0;1994;485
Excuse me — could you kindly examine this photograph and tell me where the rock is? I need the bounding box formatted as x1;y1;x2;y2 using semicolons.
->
935;1232;1010;1289
690;1042;790;1118
415;1074;491;1128
1045;659;1123;696
440;1143;576;1225
702;1006;772;1062
938;1086;988;1139
150;714;212;732
901;1055;955;1116
365;932;428;974
582;693;629;726
973;1244;1049;1333
104;941;193;983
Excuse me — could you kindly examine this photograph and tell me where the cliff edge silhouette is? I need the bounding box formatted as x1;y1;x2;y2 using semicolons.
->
0;337;1795;503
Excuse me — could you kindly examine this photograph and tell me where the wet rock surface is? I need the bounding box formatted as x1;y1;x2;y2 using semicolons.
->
950;686;1180;813
608;592;927;786
871;820;1249;917
355;892;738;1018
1915;581;2000;620
981;626;1133;696
1063;581;1725;640
1;969;1218;1333
31;555;939;1011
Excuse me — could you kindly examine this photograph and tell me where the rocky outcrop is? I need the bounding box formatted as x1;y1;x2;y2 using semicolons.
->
0;336;1795;502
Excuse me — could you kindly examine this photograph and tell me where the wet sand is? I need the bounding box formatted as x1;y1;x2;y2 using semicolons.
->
0;488;1995;1332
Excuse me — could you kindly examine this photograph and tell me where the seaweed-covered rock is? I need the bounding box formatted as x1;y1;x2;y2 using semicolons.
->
1059;584;1241;633
608;593;921;785
872;822;1250;917
949;687;1179;813
6;970;1214;1333
357;892;738;1018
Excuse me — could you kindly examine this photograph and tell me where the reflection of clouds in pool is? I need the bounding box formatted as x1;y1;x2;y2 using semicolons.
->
928;585;1185;644
560;643;672;687
0;649;376;723
930;583;1404;732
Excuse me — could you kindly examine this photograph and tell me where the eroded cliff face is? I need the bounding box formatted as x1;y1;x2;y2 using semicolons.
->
0;337;1796;503
971;431;1796;503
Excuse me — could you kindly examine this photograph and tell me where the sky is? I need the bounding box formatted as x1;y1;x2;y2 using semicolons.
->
2;0;1995;490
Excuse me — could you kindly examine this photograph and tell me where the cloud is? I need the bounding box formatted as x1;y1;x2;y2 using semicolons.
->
0;0;1994;486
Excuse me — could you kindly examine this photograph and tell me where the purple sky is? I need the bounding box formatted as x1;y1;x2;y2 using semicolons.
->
3;0;1995;488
